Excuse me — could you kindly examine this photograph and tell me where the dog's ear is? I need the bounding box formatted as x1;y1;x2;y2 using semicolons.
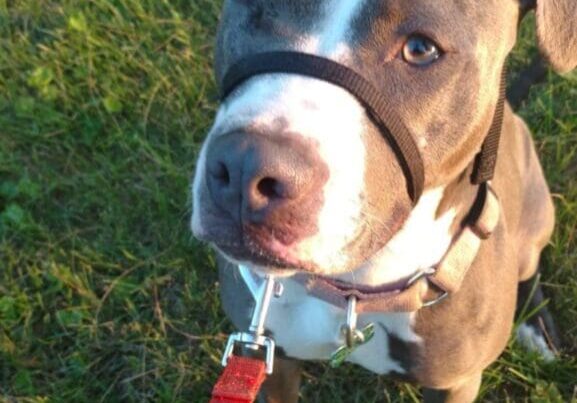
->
533;0;577;73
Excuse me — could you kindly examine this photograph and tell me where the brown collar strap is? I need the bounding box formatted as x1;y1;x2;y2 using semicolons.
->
294;183;500;313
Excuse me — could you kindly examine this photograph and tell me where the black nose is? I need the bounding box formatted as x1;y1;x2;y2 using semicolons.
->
205;132;326;225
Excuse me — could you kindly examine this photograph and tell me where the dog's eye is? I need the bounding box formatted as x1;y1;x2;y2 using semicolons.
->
402;35;441;66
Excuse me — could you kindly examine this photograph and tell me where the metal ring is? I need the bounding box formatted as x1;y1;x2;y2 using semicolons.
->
422;291;449;308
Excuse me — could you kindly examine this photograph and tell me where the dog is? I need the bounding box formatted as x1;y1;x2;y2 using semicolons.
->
192;0;577;401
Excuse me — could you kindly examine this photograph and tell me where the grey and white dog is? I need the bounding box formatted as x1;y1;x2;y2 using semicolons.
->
192;0;577;401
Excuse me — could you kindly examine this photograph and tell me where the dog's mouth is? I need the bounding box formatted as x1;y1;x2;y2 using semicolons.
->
211;231;318;274
218;242;307;272
205;219;378;277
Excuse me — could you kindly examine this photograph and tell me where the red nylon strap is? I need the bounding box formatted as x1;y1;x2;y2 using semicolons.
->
210;356;267;403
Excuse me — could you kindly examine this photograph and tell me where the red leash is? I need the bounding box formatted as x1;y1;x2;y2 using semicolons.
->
210;356;267;403
210;274;280;403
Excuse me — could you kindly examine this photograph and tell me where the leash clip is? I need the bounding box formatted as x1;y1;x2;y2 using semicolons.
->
221;274;281;374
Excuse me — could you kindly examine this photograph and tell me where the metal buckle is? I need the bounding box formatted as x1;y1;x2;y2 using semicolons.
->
221;274;282;374
222;332;276;374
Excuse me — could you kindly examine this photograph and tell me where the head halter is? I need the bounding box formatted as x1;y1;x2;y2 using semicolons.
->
221;51;506;204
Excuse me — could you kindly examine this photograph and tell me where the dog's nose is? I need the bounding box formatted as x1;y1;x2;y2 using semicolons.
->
206;132;325;226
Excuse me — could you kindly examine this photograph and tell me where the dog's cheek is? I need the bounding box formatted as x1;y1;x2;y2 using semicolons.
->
362;125;412;234
330;123;413;271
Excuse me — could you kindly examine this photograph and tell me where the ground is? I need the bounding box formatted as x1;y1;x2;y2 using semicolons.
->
0;1;576;402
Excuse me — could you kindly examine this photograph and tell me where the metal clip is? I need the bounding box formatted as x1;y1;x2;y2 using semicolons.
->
330;296;375;368
221;274;281;374
343;295;362;348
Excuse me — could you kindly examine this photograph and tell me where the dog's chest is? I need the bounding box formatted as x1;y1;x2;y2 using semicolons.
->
249;275;422;375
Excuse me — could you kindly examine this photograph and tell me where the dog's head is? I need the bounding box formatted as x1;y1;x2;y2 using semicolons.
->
192;0;577;276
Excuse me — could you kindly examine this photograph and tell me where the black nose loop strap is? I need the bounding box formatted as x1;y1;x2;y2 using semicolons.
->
220;51;425;205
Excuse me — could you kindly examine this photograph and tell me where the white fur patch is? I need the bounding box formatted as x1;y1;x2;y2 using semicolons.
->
516;323;556;362
317;0;367;57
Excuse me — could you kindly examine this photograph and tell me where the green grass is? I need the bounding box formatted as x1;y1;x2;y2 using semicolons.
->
0;1;575;402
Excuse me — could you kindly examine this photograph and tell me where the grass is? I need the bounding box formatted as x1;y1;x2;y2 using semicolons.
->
0;1;575;402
